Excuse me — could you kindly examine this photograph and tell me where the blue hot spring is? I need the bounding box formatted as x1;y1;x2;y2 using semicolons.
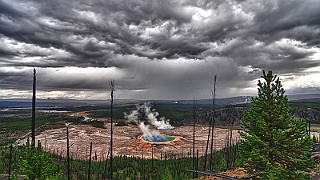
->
141;134;175;142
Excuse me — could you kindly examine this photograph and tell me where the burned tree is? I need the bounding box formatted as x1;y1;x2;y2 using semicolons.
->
204;75;217;171
109;80;115;180
31;68;36;145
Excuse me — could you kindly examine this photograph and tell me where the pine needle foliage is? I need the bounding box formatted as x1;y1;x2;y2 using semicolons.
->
239;70;313;179
18;138;62;179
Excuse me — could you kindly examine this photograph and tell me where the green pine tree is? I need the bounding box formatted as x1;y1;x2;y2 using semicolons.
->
239;70;314;179
18;138;62;180
162;166;173;180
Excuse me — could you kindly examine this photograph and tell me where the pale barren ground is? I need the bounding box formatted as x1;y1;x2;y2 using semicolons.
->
20;123;240;160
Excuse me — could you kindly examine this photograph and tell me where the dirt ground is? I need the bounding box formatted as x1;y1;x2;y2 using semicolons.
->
19;123;240;161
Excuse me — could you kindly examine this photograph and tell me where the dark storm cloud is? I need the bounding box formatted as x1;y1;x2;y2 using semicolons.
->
211;37;320;73
253;1;320;34
0;68;32;89
0;0;319;99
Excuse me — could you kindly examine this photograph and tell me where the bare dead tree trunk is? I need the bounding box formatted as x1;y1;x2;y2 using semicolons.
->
152;146;154;169
192;99;196;178
203;75;217;171
88;142;92;180
309;121;311;135
229;125;233;168
203;112;212;171
31;69;36;145
67;127;71;180
209;75;217;171
196;149;199;178
109;80;114;180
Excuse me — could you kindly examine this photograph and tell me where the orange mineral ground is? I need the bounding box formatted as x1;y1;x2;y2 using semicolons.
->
20;124;240;160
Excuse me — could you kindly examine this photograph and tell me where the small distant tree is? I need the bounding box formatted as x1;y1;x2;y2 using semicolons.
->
239;70;313;179
163;167;173;179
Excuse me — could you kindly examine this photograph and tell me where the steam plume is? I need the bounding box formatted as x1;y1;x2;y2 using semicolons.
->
125;102;174;142
125;102;174;130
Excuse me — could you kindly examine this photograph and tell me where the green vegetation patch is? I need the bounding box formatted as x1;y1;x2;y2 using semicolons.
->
0;111;67;146
89;108;127;120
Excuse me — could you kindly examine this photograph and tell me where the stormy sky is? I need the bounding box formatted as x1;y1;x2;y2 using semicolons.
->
0;0;319;100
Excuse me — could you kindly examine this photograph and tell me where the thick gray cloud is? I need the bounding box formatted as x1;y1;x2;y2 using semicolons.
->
0;0;319;100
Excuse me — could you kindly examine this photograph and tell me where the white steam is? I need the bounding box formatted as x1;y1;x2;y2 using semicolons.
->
138;123;170;142
125;102;174;130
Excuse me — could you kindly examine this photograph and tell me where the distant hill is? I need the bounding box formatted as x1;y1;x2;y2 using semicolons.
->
153;96;252;107
0;99;88;109
153;94;320;106
287;94;320;101
0;94;318;109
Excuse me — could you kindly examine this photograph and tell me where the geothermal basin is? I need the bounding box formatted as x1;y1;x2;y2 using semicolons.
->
21;123;240;160
19;103;240;160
